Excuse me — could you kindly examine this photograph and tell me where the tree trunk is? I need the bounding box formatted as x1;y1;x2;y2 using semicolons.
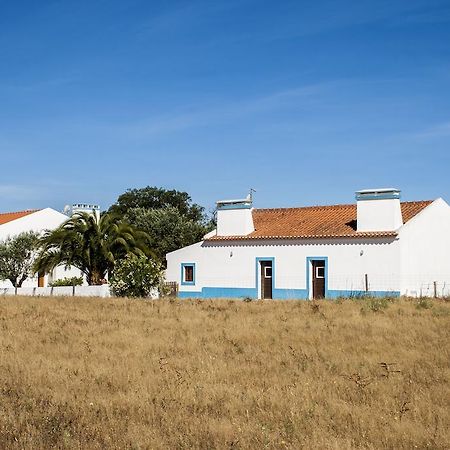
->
18;274;28;288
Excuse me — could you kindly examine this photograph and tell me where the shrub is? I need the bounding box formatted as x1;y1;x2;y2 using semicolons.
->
49;276;84;287
361;296;390;313
416;297;433;310
110;255;163;298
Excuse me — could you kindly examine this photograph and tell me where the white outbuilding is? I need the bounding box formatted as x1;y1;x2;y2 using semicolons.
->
0;208;82;288
166;189;450;299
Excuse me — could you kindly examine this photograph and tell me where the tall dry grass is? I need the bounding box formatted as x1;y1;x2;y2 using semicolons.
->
0;296;449;449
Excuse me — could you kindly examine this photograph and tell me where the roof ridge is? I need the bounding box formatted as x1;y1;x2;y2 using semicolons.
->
402;200;434;204
255;204;354;212
0;209;40;217
254;199;433;212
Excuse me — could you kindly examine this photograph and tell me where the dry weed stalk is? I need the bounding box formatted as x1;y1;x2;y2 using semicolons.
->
398;400;411;421
341;372;373;388
380;362;402;378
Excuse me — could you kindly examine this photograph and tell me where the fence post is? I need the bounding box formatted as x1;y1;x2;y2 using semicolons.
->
434;281;437;299
365;274;369;293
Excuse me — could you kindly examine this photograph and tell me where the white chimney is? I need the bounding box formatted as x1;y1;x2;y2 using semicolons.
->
216;195;254;236
65;203;101;222
356;188;403;232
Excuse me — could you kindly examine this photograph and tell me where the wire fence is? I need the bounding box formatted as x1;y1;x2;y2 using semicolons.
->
176;273;450;298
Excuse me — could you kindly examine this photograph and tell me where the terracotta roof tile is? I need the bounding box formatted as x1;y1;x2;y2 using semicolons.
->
208;200;432;241
0;210;40;226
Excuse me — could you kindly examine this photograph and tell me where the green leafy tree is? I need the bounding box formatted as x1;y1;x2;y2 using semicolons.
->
125;207;208;262
34;212;151;285
0;231;40;287
108;186;214;263
108;186;205;222
110;255;163;298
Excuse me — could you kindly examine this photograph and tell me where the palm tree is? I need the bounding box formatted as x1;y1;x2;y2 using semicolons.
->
34;212;151;285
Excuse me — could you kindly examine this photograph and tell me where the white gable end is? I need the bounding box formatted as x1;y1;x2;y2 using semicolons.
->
0;208;69;239
398;198;450;297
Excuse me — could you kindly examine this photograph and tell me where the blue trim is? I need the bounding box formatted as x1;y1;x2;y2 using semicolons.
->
272;288;308;299
356;192;401;201
178;290;203;299
306;257;328;299
179;287;302;299
217;203;252;210
178;288;256;299
181;263;196;286
177;287;399;299
255;257;275;299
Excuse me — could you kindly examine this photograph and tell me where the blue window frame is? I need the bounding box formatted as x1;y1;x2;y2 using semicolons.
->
181;263;196;286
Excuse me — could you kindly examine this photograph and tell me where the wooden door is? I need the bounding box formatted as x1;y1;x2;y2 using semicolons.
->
260;261;273;299
38;271;45;288
312;260;325;299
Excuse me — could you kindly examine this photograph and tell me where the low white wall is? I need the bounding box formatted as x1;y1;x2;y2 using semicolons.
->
0;265;85;289
0;285;111;298
0;285;161;299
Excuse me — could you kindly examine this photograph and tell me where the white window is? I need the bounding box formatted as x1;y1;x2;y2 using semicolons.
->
316;266;325;279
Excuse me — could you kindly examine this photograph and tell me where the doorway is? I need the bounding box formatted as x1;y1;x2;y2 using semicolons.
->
260;260;273;299
311;259;326;299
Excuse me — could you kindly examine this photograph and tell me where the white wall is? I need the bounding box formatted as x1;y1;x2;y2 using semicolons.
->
166;237;400;298
399;198;450;297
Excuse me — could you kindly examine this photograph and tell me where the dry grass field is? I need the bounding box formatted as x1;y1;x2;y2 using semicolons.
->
0;296;449;449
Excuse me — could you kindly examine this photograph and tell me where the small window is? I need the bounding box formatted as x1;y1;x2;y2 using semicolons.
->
316;266;325;279
184;265;194;283
181;263;195;285
264;266;272;278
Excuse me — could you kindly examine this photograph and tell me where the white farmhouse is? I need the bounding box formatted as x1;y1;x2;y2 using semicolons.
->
0;208;83;288
166;189;450;299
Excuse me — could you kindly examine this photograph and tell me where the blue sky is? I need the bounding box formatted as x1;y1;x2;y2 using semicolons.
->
0;0;449;214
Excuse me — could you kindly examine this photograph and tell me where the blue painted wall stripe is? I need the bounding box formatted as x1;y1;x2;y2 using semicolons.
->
178;287;400;299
